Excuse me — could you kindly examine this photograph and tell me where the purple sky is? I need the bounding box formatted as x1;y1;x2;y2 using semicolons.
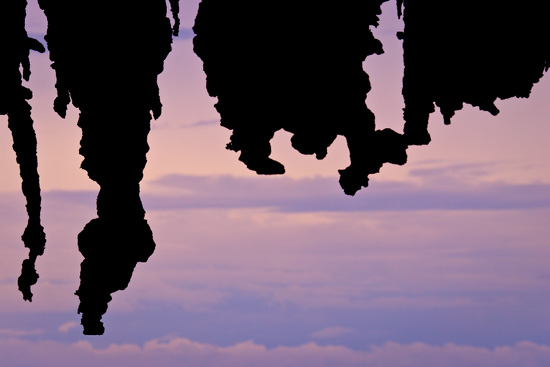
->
1;1;550;366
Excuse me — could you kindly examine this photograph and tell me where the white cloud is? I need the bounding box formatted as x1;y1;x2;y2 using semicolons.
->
2;337;550;367
58;321;79;333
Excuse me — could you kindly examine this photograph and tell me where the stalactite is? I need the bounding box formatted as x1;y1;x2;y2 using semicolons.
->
194;1;550;194
399;0;550;145
38;0;177;335
193;0;408;196
0;0;46;302
3;0;550;336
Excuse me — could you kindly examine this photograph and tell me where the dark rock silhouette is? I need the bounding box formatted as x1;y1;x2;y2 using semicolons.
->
0;0;47;302
4;0;550;337
38;0;178;334
399;0;550;145
193;0;408;196
193;1;550;195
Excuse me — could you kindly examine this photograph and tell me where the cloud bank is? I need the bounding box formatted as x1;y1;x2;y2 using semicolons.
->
2;336;550;367
141;172;550;212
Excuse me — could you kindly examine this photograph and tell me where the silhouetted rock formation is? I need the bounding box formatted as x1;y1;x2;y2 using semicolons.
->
38;0;178;334
5;0;550;337
195;1;550;195
399;0;550;145
193;0;408;195
0;0;47;302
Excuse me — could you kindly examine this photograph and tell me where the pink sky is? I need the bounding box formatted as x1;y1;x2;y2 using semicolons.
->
1;1;550;366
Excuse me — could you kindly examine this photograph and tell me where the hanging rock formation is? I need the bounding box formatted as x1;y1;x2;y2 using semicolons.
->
0;0;46;302
38;0;179;334
3;0;550;336
193;0;408;196
194;1;550;195
399;0;550;145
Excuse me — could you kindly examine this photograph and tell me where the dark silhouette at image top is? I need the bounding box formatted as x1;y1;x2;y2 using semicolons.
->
1;0;548;334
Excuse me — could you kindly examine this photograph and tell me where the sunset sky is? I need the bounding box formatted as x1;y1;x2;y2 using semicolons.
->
1;1;550;366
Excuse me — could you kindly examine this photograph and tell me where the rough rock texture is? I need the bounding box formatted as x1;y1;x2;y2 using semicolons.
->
38;0;178;334
399;0;550;145
0;0;46;302
4;0;550;337
194;1;550;195
193;0;408;195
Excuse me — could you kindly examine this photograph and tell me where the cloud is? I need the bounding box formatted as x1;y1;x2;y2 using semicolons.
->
0;329;43;337
139;173;550;212
151;119;219;130
42;191;97;208
2;175;549;344
28;32;47;43
2;180;546;315
175;28;195;40
179;119;219;129
26;0;48;35
407;161;499;182
58;322;79;333
311;326;355;339
1;337;550;367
